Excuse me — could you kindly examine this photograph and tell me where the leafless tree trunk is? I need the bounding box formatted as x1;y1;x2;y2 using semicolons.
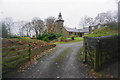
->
45;16;56;33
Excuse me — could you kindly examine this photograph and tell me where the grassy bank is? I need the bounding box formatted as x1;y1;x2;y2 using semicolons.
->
84;26;118;37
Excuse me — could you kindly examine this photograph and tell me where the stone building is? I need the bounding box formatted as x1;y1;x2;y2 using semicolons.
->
89;24;101;34
46;12;89;37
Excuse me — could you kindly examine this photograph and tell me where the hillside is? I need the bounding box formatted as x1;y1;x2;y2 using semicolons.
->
84;26;118;37
2;38;50;48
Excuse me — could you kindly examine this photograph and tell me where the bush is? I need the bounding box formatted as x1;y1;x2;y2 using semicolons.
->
48;33;56;41
10;36;21;39
61;37;66;41
42;37;49;42
36;32;62;42
36;34;42;40
56;33;62;38
71;37;74;40
70;35;75;40
31;35;36;39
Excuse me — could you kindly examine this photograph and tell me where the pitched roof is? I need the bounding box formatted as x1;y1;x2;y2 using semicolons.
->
65;27;80;32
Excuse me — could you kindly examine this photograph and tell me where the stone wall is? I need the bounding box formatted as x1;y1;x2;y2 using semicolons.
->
54;20;63;34
83;35;118;71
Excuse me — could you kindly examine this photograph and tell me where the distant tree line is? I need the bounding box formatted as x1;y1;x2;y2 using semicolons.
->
79;11;118;29
0;16;56;38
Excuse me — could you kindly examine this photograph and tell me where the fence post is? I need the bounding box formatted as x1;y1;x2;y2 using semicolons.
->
84;42;87;63
95;39;100;71
29;44;31;61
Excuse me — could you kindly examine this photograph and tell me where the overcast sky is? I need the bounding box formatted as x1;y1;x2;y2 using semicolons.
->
0;0;118;28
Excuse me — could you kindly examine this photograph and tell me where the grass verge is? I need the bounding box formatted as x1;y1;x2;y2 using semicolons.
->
76;46;85;62
84;26;118;37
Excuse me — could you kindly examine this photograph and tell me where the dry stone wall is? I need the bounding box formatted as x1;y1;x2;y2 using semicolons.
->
83;35;118;71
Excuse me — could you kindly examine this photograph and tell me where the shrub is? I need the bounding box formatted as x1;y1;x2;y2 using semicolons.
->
48;33;56;41
42;37;49;42
56;33;62;38
70;35;75;40
10;36;21;39
59;37;66;41
36;34;42;40
31;35;36;39
36;32;62;42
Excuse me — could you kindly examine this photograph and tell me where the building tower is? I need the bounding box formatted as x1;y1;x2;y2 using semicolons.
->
54;12;64;33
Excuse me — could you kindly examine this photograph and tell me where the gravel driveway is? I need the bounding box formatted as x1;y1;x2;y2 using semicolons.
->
3;41;92;78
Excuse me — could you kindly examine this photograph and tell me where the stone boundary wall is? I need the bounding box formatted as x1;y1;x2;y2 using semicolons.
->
83;35;118;71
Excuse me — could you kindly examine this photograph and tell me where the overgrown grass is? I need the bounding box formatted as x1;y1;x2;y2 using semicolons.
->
55;47;71;63
76;47;104;78
54;37;83;44
76;46;85;62
84;26;118;37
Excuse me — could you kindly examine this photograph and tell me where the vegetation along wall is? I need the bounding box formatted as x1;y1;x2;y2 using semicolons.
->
83;35;118;71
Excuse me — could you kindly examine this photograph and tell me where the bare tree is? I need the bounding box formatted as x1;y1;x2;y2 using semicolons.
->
31;17;45;36
79;16;94;29
22;22;32;37
16;21;27;36
19;28;24;37
2;17;13;36
21;17;45;37
45;16;56;33
95;11;118;25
